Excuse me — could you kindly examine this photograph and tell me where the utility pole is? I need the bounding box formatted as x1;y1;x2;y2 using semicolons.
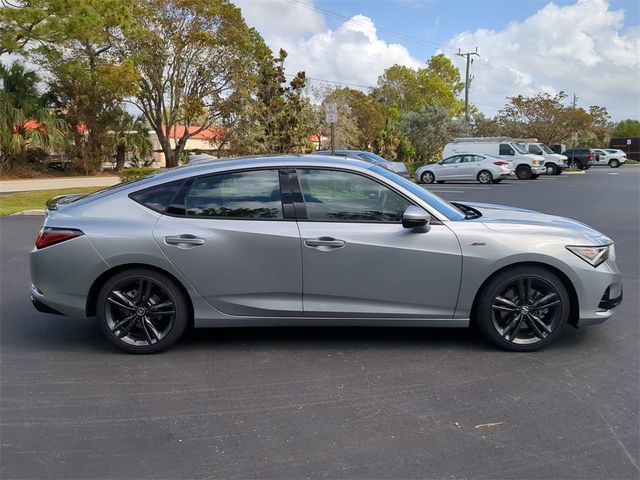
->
456;47;479;122
572;93;577;109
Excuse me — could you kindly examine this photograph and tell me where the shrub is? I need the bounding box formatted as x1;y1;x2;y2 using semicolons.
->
119;167;160;182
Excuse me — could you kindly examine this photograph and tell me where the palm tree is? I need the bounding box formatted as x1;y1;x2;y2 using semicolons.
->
109;110;153;171
0;62;68;173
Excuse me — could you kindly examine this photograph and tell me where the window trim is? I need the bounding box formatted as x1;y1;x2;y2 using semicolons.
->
290;166;439;225
163;167;293;221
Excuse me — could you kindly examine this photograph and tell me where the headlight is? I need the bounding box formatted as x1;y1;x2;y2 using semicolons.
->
566;244;610;267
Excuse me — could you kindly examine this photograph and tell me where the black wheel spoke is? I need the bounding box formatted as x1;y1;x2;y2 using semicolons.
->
531;293;560;311
141;280;153;305
111;313;136;333
529;313;553;334
140;318;154;344
144;318;162;341
502;313;522;339
508;315;524;341
525;315;546;339
110;291;136;309
150;310;175;316
518;278;527;302
107;296;135;311
149;302;173;312
135;279;145;305
493;296;518;312
117;316;139;338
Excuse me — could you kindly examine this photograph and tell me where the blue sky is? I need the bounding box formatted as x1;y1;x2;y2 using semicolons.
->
235;0;640;118
314;0;640;63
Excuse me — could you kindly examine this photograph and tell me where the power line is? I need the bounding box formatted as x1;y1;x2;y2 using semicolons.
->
284;73;375;89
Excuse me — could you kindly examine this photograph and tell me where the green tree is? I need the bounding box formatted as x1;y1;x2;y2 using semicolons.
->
372;54;464;116
612;119;640;138
107;110;153;170
123;0;265;167
0;62;67;172
400;104;468;162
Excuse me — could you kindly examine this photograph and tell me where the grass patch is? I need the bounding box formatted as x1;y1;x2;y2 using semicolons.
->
0;187;102;216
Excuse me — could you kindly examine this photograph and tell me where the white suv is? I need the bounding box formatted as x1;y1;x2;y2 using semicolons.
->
593;149;627;168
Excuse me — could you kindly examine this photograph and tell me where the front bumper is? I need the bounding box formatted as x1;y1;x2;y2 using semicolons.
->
532;165;546;174
573;258;622;326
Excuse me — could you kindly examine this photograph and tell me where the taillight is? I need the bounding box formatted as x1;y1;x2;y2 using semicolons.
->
493;161;509;165
588;152;593;160
35;228;84;249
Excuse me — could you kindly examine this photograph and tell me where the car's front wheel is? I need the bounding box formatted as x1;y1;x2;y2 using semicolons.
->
475;266;570;351
97;268;189;353
515;165;532;180
545;163;557;175
420;171;435;184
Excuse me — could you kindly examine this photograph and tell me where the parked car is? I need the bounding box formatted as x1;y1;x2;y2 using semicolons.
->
316;149;409;179
32;155;622;353
415;154;512;184
517;141;568;175
444;138;546;180
563;148;598;170
593;149;626;168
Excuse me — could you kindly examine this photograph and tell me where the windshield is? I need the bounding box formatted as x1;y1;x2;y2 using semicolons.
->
539;143;554;154
513;143;528;155
371;165;465;220
360;151;390;164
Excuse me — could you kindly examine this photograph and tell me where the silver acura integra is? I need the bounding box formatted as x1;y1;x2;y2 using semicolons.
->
31;156;622;353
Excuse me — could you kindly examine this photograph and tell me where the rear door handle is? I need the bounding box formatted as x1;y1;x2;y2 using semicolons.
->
304;237;346;250
164;234;206;247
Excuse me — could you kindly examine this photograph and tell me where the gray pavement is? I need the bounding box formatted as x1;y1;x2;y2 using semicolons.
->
1;166;638;479
0;175;120;193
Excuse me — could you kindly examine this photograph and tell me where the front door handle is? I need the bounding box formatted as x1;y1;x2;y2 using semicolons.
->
304;237;346;251
165;234;206;247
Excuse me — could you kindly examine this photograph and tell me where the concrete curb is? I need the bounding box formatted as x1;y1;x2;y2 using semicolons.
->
563;170;587;175
10;209;46;216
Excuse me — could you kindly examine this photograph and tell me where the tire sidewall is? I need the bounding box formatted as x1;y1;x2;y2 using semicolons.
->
545;163;557;175
97;268;189;353
609;159;620;168
475;267;570;351
421;171;435;184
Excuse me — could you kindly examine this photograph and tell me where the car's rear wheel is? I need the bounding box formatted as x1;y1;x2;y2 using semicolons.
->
477;170;493;184
545;163;557;175
475;266;570;351
97;268;189;353
609;159;620;168
515;165;532;180
420;171;435;184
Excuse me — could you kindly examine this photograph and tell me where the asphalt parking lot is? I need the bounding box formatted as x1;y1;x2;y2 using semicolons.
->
1;166;638;479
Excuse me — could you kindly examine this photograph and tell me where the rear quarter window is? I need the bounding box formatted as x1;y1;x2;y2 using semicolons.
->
129;180;185;213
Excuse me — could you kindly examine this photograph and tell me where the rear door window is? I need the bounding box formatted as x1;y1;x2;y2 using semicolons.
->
499;144;515;155
185;169;284;219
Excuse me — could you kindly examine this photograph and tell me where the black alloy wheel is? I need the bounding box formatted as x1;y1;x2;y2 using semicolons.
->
476;267;570;351
97;269;189;353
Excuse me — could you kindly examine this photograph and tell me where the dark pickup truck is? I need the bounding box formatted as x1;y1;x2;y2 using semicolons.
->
563;148;598;170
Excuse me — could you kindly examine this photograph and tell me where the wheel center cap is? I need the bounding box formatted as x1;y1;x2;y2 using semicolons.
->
521;306;530;314
136;307;146;316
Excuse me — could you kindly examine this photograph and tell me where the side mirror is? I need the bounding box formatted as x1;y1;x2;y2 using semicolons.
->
402;205;431;231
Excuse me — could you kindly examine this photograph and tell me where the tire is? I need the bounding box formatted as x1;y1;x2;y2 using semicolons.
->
475;266;570;352
97;268;189;353
531;174;540;179
609;159;620;168
545;163;557;175
515;165;532;180
492;179;502;184
583;165;590;170
477;170;493;184
436;180;445;184
420;171;435;184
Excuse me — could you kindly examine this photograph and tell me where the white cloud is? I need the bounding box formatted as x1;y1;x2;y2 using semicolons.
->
442;0;640;119
277;14;423;88
233;0;325;40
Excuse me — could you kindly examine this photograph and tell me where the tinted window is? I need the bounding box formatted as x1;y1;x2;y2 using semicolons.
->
441;155;460;164
499;144;514;155
185;170;283;219
130;180;184;213
297;169;411;222
529;145;543;155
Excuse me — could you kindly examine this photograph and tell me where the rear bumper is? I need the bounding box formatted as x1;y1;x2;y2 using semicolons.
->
31;289;65;316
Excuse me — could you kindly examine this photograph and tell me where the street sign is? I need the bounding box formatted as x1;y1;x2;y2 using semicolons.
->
627;139;632;145
325;103;337;124
571;133;578;141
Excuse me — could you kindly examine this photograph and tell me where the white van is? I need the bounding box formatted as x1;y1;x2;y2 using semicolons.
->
443;138;546;180
513;139;568;175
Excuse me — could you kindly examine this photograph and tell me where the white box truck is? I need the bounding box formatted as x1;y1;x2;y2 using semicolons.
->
444;138;546;180
511;139;568;175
